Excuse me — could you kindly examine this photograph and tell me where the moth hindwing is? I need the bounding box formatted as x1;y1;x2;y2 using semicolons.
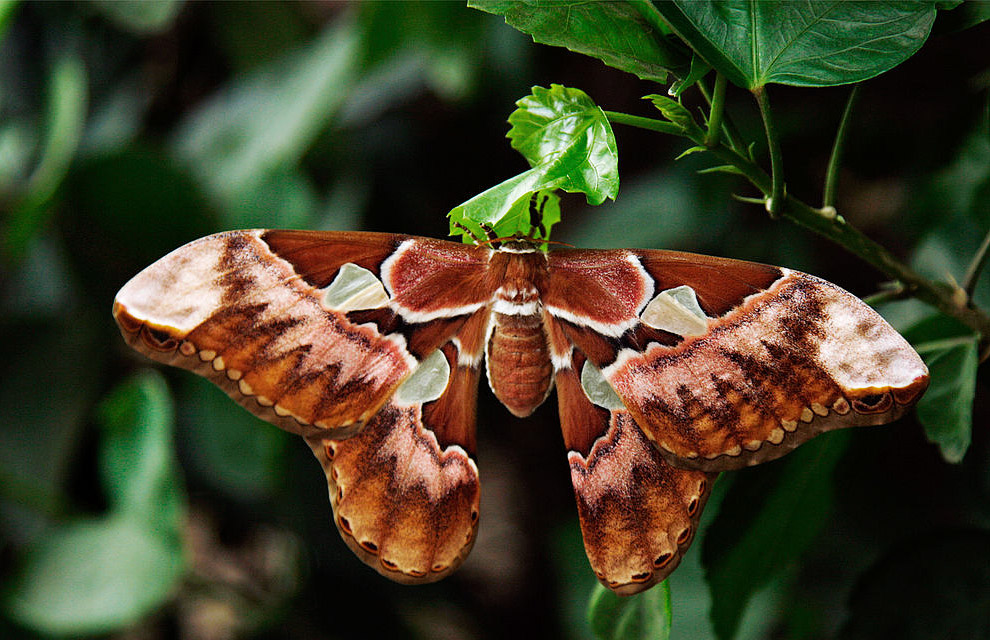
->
113;229;928;593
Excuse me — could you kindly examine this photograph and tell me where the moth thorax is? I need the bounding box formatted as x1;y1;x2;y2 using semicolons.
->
487;292;553;418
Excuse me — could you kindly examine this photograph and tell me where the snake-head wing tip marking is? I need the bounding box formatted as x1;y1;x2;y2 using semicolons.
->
601;268;931;473
111;298;140;333
112;300;185;354
891;371;930;407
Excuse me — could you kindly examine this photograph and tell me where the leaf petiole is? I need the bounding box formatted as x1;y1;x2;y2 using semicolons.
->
823;85;860;209
603;110;683;135
753;86;784;218
704;73;727;148
963;225;990;299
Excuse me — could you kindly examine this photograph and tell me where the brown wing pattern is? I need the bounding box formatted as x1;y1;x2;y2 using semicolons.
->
553;341;714;595
547;249;929;472
305;340;482;583
114;230;496;583
114;230;413;437
114;232;929;594
113;230;495;438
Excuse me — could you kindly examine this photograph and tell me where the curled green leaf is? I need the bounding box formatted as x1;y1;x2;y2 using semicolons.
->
644;94;704;139
508;84;619;202
449;85;616;243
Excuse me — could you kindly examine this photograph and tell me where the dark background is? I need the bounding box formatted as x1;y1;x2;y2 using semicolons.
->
1;3;988;639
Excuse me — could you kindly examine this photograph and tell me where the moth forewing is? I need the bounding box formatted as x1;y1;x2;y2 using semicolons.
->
113;229;929;594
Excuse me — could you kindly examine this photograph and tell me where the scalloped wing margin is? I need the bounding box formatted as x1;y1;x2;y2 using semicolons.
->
553;344;714;595
305;340;482;583
113;230;496;438
553;250;931;472
545;249;928;472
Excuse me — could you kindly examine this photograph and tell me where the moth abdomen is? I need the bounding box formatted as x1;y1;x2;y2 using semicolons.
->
486;308;553;418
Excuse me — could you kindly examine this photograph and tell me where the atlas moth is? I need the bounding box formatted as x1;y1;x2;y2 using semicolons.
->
112;227;928;595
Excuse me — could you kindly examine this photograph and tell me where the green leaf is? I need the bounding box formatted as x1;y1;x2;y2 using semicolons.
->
448;169;562;241
655;1;940;89
587;582;672;640
87;0;184;33
2;515;185;636
3;55;87;263
0;309;103;512
842;530;990;639
495;189;561;241
906;315;977;464
181;375;289;502
469;0;690;83
916;338;976;463
449;85;617;242
0;0;18;42
703;431;850;640
172;16;361;226
508;85;619;201
644;94;704;139
97;371;184;527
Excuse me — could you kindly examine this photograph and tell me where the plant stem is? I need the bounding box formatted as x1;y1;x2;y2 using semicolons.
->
705;73;727;148
912;334;978;355
697;79;746;153
609;113;990;341
778;192;990;341
963;225;990;298
603;110;683;135
753;86;784;217
862;283;907;308
823;84;860;209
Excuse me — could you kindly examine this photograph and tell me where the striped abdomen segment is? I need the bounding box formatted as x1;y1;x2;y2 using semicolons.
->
486;296;553;418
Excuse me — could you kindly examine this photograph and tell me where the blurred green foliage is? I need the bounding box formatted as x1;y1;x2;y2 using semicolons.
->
1;2;988;640
588;581;672;640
